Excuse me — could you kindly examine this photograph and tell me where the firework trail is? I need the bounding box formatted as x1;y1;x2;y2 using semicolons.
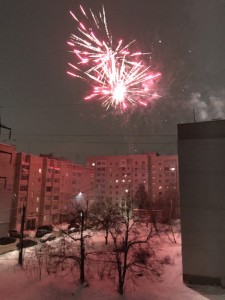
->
67;5;161;111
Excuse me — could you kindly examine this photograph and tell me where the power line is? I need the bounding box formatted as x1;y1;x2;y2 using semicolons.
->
1;133;177;137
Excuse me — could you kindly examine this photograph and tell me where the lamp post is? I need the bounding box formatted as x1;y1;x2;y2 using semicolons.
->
75;192;85;284
18;201;26;266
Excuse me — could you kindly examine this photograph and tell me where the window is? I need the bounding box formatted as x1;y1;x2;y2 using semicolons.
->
46;186;52;192
20;196;27;202
20;185;28;191
120;160;126;166
22;164;29;171
44;215;49;221
21;174;29;180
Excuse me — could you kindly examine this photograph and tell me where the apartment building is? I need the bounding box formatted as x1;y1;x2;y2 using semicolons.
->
12;152;43;230
178;120;225;286
1;143;179;233
0;143;16;236
12;153;94;230
86;154;151;203
39;154;94;226
150;154;179;218
86;153;179;215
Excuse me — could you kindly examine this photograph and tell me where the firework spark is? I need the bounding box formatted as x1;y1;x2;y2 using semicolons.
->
67;5;161;111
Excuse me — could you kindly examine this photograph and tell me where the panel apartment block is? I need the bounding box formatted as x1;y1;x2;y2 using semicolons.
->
178;120;225;286
0;143;16;236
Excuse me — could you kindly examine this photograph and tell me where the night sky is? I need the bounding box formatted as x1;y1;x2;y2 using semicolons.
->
0;0;225;163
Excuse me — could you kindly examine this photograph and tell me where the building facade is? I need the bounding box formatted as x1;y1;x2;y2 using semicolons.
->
0;143;16;236
11;153;94;231
150;154;179;219
178;120;225;286
0;143;179;234
86;152;179;217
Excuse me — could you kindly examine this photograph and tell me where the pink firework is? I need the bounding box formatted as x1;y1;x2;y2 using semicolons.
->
67;5;161;111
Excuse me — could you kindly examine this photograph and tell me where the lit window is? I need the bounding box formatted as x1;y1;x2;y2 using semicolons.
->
36;207;39;212
116;179;119;183
38;168;42;174
159;186;162;190
44;215;49;221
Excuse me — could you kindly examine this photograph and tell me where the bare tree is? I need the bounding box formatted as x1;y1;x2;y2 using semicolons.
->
134;183;150;210
89;198;121;245
48;214;93;285
105;193;161;295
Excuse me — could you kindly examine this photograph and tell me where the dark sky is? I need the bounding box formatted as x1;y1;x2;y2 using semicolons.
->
0;0;225;163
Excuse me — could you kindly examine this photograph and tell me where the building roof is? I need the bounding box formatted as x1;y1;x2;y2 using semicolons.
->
177;119;225;140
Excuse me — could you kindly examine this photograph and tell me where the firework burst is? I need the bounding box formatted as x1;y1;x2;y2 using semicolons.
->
67;5;161;111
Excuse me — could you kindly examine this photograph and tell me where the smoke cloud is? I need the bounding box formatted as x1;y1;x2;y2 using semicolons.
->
189;91;225;121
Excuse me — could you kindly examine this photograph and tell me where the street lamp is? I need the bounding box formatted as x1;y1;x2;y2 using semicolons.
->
18;198;26;266
74;192;85;284
75;192;85;210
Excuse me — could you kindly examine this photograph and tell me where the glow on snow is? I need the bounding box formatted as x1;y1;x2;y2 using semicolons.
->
67;5;161;111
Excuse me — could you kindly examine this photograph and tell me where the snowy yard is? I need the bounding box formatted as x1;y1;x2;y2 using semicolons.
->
0;228;225;300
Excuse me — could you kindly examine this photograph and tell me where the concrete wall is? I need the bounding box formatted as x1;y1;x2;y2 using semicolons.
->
178;120;225;285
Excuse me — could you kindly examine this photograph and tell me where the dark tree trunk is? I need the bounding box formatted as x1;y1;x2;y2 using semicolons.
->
105;229;109;245
118;279;124;294
80;211;85;284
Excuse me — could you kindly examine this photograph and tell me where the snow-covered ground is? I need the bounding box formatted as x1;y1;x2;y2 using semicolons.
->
0;228;225;300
